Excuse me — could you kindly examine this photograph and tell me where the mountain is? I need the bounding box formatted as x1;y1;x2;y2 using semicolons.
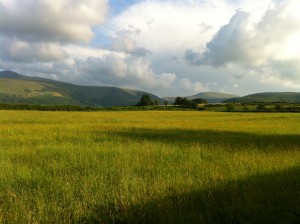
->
224;92;300;103
0;70;163;106
187;92;240;103
164;92;239;104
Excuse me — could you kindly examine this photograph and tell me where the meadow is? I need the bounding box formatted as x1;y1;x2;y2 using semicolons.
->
0;110;300;223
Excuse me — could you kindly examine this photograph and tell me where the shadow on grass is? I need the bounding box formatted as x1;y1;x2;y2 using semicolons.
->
78;128;300;223
81;165;300;224
105;128;300;152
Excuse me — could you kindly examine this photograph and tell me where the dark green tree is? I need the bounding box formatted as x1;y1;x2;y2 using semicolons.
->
137;94;153;106
243;105;250;111
174;97;189;106
274;104;285;111
192;98;207;104
226;103;236;112
256;104;266;111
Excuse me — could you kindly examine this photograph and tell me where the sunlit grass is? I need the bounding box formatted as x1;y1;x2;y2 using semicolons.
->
0;111;300;223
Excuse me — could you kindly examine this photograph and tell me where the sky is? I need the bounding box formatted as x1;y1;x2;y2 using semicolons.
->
1;0;300;97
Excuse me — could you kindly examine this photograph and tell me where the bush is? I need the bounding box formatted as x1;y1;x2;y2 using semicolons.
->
226;103;236;112
274;104;285;111
256;104;267;111
243;105;250;111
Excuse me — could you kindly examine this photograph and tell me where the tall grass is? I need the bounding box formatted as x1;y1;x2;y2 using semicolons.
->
0;111;300;223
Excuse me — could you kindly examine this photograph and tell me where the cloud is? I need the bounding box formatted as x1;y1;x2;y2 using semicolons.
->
184;0;300;91
111;0;233;54
0;37;68;63
200;11;255;66
111;29;151;56
0;0;108;43
1;0;300;97
0;0;109;64
74;54;176;90
179;78;209;93
271;59;300;80
192;0;300;67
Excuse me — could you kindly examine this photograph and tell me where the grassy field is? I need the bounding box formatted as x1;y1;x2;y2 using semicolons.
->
0;111;300;223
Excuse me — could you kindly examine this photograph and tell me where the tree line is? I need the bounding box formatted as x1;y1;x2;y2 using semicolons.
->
136;94;207;109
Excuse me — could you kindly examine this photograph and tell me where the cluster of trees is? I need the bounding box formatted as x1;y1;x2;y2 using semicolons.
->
136;94;159;106
225;103;300;112
173;97;207;109
136;94;208;109
256;104;300;112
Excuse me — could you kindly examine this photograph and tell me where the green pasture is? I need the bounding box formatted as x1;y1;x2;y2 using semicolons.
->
0;79;62;97
0;111;299;223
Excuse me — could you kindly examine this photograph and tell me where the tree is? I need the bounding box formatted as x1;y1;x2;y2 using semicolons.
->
174;97;183;106
243;105;250;111
226;103;236;112
188;101;199;109
192;98;207;104
274;104;284;111
173;96;201;109
137;94;153;106
174;97;189;106
256;104;266;111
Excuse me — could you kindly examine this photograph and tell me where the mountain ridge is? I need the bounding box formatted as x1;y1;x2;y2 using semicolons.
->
2;70;300;106
224;92;300;103
164;92;240;104
0;70;163;106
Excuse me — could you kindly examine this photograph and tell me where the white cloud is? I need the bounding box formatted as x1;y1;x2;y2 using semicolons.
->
0;0;109;64
260;73;300;90
0;37;68;63
0;0;108;43
183;0;300;94
194;0;300;67
111;30;151;56
111;0;234;54
74;54;176;90
179;78;209;93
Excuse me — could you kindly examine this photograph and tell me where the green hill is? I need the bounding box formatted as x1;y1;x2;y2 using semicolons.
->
224;92;300;103
0;70;163;106
187;92;239;103
164;92;239;104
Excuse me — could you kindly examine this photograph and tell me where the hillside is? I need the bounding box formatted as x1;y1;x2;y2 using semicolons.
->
164;92;239;104
0;70;163;106
224;92;300;103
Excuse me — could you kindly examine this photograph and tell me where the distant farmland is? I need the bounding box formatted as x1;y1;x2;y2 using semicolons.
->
0;111;300;223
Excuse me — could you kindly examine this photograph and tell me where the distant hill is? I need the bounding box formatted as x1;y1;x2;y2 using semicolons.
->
224;92;300;103
0;70;163;106
164;92;239;104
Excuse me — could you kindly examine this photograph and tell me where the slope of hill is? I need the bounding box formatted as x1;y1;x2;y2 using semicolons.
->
0;70;163;106
187;92;239;103
224;92;300;103
164;92;239;104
